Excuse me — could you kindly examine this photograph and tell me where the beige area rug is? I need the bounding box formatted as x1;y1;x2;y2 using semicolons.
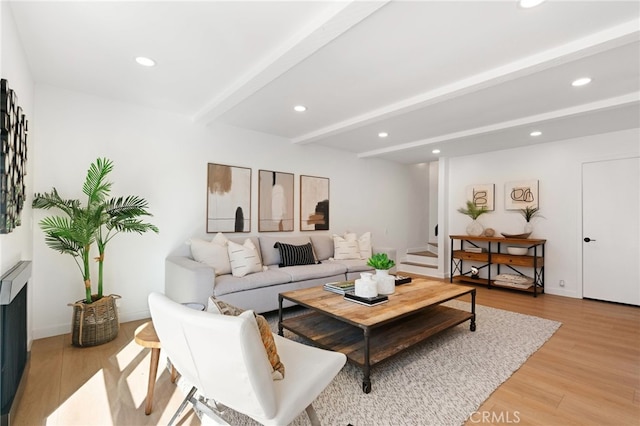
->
186;301;561;426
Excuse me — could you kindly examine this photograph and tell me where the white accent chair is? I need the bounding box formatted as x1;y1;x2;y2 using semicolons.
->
148;292;346;425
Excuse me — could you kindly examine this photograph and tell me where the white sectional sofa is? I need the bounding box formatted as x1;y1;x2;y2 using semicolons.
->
165;234;396;313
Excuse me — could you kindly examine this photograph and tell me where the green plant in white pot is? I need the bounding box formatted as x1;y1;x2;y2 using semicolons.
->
519;206;543;234
33;158;158;346
367;253;396;295
457;200;488;236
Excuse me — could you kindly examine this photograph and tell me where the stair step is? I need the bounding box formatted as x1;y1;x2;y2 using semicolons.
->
398;262;444;279
401;261;437;269
407;251;437;258
406;253;437;266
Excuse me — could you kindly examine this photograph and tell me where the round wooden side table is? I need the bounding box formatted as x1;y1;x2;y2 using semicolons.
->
134;321;177;415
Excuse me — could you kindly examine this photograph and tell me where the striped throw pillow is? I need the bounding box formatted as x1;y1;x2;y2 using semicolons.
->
274;242;317;267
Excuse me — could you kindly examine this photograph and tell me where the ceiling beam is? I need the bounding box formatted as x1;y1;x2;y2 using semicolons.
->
292;19;640;145
192;0;390;126
357;92;640;159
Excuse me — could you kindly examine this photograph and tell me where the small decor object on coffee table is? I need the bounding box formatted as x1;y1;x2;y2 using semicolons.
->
344;291;388;306
367;253;396;295
354;272;378;297
394;275;412;285
323;280;355;295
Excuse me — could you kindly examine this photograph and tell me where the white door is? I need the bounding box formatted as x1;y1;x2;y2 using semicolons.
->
582;157;640;305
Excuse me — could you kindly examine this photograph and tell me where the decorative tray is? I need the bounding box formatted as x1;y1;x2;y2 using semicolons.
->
500;232;531;239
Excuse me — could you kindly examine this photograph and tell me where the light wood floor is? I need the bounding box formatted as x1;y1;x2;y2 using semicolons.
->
13;277;640;426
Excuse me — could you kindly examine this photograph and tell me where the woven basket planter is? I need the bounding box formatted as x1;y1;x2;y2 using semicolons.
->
69;294;121;347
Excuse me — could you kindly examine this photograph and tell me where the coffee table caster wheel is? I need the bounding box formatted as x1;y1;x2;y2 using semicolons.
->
363;381;371;393
470;322;476;332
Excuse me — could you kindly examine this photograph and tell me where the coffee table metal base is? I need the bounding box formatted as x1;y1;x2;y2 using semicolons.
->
278;290;476;393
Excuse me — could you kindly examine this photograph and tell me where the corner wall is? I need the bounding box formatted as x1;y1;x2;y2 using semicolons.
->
446;128;640;298
31;85;414;338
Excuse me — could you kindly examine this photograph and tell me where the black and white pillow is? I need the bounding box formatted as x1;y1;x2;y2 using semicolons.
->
274;242;317;267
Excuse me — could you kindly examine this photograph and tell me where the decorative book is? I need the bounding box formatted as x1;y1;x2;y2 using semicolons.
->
323;280;355;295
395;275;412;285
343;291;389;306
464;247;484;253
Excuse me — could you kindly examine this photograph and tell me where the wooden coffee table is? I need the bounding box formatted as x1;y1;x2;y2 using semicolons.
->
278;278;476;393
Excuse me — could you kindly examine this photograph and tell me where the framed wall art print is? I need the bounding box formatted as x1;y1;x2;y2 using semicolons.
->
206;163;251;232
505;180;539;210
466;183;494;211
0;79;28;234
300;175;329;231
258;169;294;232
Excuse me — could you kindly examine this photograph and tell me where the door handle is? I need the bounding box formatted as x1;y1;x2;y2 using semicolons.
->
584;237;596;243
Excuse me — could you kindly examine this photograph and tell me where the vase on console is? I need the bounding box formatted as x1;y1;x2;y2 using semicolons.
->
524;222;534;234
355;272;378;298
466;220;484;237
375;269;395;295
457;201;488;237
520;206;543;237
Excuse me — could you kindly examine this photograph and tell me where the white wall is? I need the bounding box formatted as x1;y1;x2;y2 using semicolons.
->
1;3;35;345
446;128;640;298
31;85;413;338
406;163;430;250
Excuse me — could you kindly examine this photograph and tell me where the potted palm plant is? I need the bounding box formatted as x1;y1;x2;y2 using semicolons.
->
457;200;488;236
33;158;158;346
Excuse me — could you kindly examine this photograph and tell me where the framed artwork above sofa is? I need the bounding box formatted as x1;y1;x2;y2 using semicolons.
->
300;175;329;231
206;163;251;233
258;169;294;232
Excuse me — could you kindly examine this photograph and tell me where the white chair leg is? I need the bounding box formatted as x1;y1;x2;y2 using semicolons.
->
305;404;320;426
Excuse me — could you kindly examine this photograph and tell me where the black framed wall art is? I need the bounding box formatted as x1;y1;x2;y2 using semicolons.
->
0;79;28;234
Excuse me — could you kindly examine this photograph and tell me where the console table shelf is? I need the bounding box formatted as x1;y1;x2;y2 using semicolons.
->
450;235;546;297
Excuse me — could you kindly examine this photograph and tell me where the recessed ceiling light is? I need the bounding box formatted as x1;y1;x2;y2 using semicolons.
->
378;132;388;138
572;77;592;87
519;0;546;8
293;105;307;112
135;56;156;67
530;131;542;137
432;149;441;154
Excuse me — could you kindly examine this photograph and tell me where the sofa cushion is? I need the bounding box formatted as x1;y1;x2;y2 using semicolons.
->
188;234;231;275
214;269;292;296
339;232;372;259
207;296;244;316
328;258;373;274
259;236;312;266
277;262;347;282
227;239;264;278
310;235;334;261
332;235;361;260
254;313;285;380
274;242;316;267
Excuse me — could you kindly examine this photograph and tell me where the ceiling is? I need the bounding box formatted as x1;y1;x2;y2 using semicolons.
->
8;0;640;164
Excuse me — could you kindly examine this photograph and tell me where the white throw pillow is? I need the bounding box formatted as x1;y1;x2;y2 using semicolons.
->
357;232;372;259
189;234;231;276
332;235;361;260
227;239;264;277
335;232;372;259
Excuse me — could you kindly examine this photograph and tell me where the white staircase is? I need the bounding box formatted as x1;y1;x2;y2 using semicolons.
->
398;242;442;278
